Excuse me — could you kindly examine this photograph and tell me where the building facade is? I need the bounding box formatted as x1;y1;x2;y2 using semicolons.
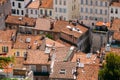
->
53;0;79;21
79;0;112;28
10;0;31;16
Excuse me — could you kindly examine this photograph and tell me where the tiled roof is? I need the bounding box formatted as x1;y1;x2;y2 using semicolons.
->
96;21;110;27
49;62;76;79
111;2;120;7
34;18;51;31
110;19;120;31
13;34;42;49
101;47;120;56
53;20;69;32
13;57;26;69
24;50;50;65
5;16;36;27
71;52;99;64
113;31;120;41
0;0;7;4
0;29;16;43
61;24;88;38
40;0;53;9
51;47;70;62
46;38;65;48
77;64;99;80
27;0;40;9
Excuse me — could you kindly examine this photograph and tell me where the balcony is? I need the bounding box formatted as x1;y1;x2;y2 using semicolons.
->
33;72;49;76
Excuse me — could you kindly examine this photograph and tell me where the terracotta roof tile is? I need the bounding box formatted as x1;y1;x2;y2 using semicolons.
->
40;0;53;9
13;34;42;49
27;0;40;9
50;62;76;79
5;16;36;27
77;64;99;80
111;19;120;31
113;31;120;41
24;50;50;65
111;2;120;7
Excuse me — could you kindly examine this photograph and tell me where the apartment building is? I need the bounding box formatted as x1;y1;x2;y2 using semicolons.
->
0;0;11;29
79;0;112;28
10;0;31;16
109;2;120;22
53;0;79;21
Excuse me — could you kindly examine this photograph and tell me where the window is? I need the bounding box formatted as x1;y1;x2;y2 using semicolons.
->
105;10;107;15
17;10;19;15
63;0;66;5
40;9;43;14
81;0;84;4
105;2;107;7
55;7;57;12
60;69;66;74
64;17;66;20
81;7;83;12
31;10;33;14
2;46;8;53
21;10;24;15
12;2;15;6
35;10;37;14
100;9;102;14
16;51;19;56
12;9;16;14
111;8;113;13
90;0;92;5
100;1;103;6
30;65;36;72
55;0;57;5
49;11;52;16
59;8;62;13
18;3;21;8
86;8;88;13
90;8;92;13
86;0;88;5
115;9;118;14
59;0;62;5
42;66;47;72
95;9;97;14
63;8;66;13
95;1;98;6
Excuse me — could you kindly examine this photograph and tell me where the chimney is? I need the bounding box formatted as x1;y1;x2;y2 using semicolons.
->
39;0;42;6
50;22;54;30
24;52;28;60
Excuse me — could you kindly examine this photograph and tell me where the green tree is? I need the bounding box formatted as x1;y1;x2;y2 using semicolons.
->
0;56;14;69
99;52;120;80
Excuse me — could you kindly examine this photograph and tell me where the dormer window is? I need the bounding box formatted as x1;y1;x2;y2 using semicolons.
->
60;69;66;74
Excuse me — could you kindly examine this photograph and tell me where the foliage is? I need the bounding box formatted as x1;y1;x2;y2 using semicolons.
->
0;78;17;80
99;52;120;80
46;34;53;39
0;56;14;69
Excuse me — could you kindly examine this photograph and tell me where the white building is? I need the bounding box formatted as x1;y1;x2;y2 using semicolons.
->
79;0;112;28
10;0;31;16
53;0;79;21
109;2;120;22
27;0;39;18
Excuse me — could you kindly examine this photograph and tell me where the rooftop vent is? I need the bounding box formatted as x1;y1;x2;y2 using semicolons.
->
105;44;110;51
45;47;51;54
18;17;23;21
26;38;31;43
60;69;66;74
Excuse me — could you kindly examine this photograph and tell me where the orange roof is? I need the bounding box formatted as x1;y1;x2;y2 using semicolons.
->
61;24;88;38
96;21;110;27
0;29;16;43
113;31;120;41
71;52;99;64
40;0;53;9
24;50;50;65
111;2;120;7
111;19;120;31
0;0;7;4
13;34;42;49
5;15;36;27
77;64;99;80
27;0;40;9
